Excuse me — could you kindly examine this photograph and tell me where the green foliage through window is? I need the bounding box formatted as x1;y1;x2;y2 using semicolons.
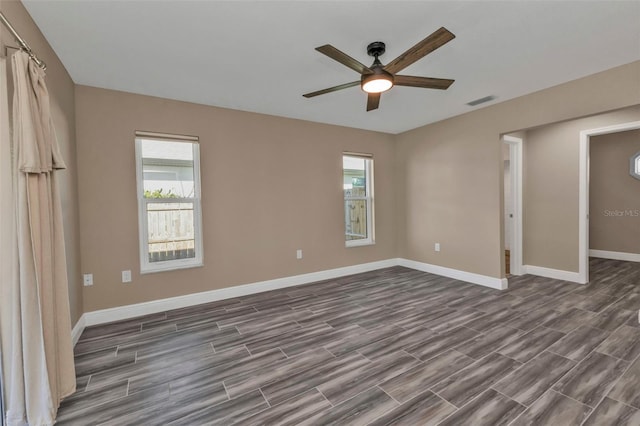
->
144;188;178;199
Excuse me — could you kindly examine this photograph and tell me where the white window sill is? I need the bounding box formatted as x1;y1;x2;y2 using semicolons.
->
141;261;203;275
345;240;375;248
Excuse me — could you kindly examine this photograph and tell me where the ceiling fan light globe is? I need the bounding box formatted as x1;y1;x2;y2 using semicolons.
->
362;77;393;93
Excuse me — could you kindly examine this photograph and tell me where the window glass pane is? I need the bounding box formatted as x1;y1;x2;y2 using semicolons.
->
345;199;368;241
343;156;366;196
141;139;195;198
147;202;195;262
635;155;640;174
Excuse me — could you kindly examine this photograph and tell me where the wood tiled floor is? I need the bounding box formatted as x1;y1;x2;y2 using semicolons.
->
57;258;640;425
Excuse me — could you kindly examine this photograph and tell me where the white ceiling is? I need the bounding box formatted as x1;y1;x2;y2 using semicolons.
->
23;0;640;134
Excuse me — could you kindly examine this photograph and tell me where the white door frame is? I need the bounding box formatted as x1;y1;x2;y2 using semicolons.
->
503;135;523;276
579;120;640;284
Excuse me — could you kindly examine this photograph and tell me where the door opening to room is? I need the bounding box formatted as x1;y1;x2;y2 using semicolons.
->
585;126;640;281
579;121;640;283
503;135;523;277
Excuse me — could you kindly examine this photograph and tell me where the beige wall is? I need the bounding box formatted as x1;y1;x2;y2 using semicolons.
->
0;0;82;323
396;61;640;279
589;129;640;254
523;108;640;271
75;86;396;312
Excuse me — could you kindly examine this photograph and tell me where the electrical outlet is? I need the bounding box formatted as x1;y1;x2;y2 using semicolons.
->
435;243;441;252
122;270;132;283
296;249;303;259
83;273;93;286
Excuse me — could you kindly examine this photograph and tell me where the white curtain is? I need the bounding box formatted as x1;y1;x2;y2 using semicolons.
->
0;51;75;426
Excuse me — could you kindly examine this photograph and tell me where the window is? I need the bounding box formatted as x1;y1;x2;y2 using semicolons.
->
135;134;203;273
343;154;374;246
631;151;640;181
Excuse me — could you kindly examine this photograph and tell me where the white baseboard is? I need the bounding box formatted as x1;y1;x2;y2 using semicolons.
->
522;265;583;283
82;259;400;327
74;257;507;334
589;249;640;263
397;259;508;290
71;314;86;346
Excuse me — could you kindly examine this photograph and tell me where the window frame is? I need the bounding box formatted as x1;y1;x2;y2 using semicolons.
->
343;154;375;247
631;151;640;181
135;136;204;274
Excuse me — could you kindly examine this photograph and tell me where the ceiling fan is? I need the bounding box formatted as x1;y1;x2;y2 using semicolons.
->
303;27;456;111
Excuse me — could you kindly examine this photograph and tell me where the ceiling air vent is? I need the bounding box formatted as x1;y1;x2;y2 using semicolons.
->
467;95;496;106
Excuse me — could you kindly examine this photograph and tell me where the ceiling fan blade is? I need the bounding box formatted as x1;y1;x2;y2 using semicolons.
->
303;81;360;98
366;93;381;111
394;75;455;90
316;45;373;75
384;27;455;74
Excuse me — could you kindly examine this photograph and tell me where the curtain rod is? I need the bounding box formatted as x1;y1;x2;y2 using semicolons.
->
0;12;46;70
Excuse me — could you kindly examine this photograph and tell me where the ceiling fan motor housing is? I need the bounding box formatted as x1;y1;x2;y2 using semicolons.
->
367;41;386;58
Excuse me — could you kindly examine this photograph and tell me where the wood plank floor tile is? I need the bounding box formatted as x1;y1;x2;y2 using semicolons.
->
79;321;142;342
497;326;565;363
422;308;486;332
463;309;521;332
583;397;640;425
164;299;242;319
432;352;521;407
131;347;285;394
57;384;171;425
379;349;474;403
103;381;228;426
508;294;555;312
389;305;453;330
455;325;523;360
279;324;363;357
121;323;235;360
74;323;178;356
212;321;301;352
167;389;268;425
575;292;621;313
299;386;397;426
584;306;637;331
79;312;166;341
86;345;249;391
57;380;128;418
238;388;331;426
508;308;563;332
542;308;598;333
471;294;522;313
554;351;628;407
358;326;435;360
493;351;576;406
437;389;525;426
404;326;479;361
596;325;640;361
261;352;370;406
510;390;592;425
224;348;335;399
546;325;610;361
73;346;136;377
610;292;640;311
323;324;403;357
548;293;594;312
245;322;333;355
368;390;456;426
317;351;419;405
235;309;314;334
607;356;640;409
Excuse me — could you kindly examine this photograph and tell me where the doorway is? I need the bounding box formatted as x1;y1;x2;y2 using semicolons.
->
503;135;523;276
579;121;640;283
